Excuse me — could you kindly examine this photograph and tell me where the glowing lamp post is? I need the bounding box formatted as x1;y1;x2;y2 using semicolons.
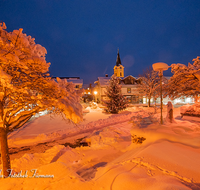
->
94;91;97;102
152;62;169;124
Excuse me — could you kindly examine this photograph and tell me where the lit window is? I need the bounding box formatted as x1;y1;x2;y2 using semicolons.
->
127;88;131;93
126;96;132;102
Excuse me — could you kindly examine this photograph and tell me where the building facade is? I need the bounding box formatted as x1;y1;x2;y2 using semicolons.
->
95;50;143;104
94;50;195;106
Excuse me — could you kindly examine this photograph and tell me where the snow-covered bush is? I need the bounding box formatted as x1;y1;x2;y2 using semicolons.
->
130;111;158;144
131;111;158;128
131;135;146;144
89;101;98;109
180;103;200;117
83;129;117;147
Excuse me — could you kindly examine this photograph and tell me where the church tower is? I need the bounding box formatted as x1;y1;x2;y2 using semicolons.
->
113;49;124;77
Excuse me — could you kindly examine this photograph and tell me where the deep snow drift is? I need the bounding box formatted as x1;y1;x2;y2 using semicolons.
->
0;105;200;190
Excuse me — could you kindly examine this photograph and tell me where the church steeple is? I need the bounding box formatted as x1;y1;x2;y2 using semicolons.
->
113;49;124;77
116;49;122;66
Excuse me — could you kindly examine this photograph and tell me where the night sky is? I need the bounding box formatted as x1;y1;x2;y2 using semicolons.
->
1;0;200;84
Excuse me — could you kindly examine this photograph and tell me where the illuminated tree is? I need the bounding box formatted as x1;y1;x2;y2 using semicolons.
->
164;57;200;102
139;67;160;107
0;23;82;177
103;75;128;113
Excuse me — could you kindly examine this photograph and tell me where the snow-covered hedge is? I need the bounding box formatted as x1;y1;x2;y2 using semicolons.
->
131;111;158;128
180;103;200;117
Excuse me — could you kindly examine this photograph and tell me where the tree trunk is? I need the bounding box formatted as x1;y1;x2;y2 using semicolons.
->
0;126;11;178
148;97;151;107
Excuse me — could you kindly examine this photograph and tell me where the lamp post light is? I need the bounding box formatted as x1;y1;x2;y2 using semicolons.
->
94;91;97;102
152;62;169;124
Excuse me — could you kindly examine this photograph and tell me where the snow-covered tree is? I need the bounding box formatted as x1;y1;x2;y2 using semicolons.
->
103;75;128;113
164;57;200;102
0;23;82;177
139;67;160;107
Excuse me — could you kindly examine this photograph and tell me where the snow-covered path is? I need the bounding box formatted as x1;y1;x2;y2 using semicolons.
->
8;108;136;160
1;105;200;190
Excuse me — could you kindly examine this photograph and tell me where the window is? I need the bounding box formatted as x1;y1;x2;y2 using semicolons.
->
132;95;136;102
126;96;132;103
127;88;131;93
132;95;139;103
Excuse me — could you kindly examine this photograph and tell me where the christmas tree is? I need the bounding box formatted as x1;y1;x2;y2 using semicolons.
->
103;75;128;113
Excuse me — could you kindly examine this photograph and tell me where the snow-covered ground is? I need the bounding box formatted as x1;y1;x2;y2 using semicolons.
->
1;105;200;190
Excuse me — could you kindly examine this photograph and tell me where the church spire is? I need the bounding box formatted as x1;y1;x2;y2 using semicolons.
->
116;49;122;66
114;49;124;77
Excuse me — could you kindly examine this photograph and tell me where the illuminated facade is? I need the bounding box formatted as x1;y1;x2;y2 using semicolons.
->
95;50;142;104
95;50;194;105
113;50;124;77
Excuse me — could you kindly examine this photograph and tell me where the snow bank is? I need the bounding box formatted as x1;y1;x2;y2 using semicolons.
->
8;110;139;147
180;103;200;117
1;106;200;190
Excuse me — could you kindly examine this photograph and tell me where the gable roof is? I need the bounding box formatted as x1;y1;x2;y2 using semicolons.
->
121;75;142;85
52;77;83;85
97;77;111;87
67;78;83;85
122;75;137;80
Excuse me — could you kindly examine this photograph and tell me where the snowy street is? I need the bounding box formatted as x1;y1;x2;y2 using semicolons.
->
8;107;136;160
0;106;199;189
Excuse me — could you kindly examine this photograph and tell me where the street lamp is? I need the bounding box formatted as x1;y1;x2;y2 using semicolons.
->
94;91;97;102
152;62;169;124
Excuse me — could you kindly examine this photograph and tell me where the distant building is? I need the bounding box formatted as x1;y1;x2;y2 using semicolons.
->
82;83;94;102
82;83;93;95
94;50;195;106
52;77;83;90
94;76;110;102
95;50;143;104
120;76;143;103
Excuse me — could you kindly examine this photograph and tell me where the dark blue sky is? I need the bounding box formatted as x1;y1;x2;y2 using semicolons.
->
1;0;200;84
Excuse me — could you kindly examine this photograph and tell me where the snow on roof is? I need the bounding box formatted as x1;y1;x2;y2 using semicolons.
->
97;75;142;87
52;77;83;85
67;79;83;85
98;77;111;86
121;75;138;80
164;76;171;80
